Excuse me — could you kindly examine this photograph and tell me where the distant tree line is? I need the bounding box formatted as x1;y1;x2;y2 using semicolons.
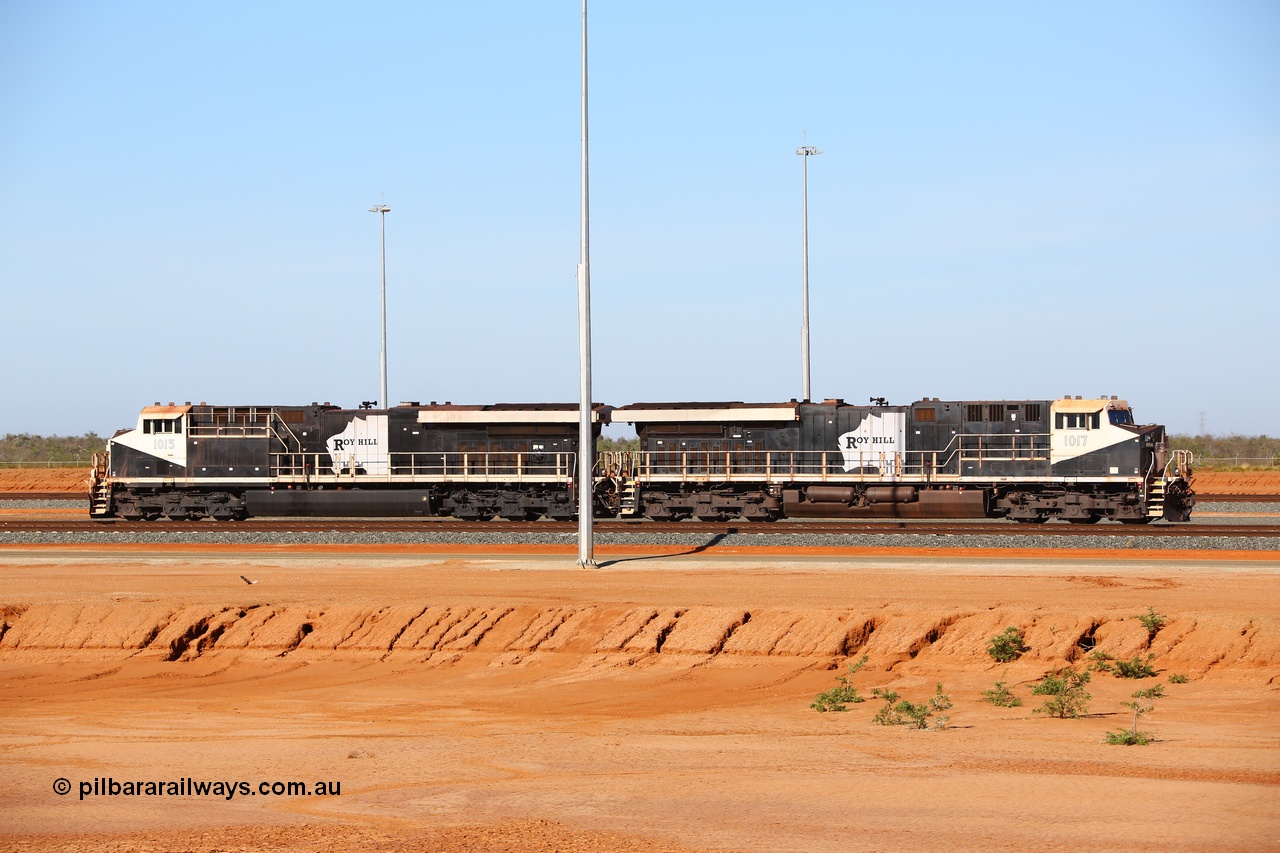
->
1168;434;1279;469
597;436;640;453
0;433;106;464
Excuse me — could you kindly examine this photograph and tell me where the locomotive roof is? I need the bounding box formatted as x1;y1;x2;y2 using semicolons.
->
613;402;800;423
1052;397;1130;412
140;405;191;417
415;402;612;425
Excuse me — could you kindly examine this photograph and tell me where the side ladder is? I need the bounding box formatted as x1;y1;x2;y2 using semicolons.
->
1145;478;1166;519
88;453;112;517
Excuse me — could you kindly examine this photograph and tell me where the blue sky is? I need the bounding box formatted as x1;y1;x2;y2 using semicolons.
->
2;1;1276;437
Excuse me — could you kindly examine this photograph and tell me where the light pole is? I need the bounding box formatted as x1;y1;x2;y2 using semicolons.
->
369;202;390;409
576;0;596;567
796;142;821;402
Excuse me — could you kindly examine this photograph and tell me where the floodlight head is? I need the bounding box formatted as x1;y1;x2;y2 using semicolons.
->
368;204;391;214
796;146;822;156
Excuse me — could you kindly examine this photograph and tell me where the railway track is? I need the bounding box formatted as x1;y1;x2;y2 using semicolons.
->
3;518;1278;538
2;492;1276;504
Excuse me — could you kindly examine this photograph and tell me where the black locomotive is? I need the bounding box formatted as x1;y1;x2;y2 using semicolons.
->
611;396;1194;524
90;395;1194;524
91;401;606;521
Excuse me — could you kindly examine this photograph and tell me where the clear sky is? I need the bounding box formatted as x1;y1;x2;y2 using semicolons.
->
2;1;1277;438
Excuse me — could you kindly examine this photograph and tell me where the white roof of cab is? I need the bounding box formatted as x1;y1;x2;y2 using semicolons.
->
140;405;191;418
1051;398;1129;413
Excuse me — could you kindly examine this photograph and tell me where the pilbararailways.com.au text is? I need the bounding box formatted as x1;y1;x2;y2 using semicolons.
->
53;777;340;801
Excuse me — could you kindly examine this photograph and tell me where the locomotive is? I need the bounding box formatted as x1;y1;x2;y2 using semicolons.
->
90;401;608;521
89;395;1194;524
610;396;1194;524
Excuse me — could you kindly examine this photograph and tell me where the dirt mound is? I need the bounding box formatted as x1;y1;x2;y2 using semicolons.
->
3;600;1274;680
1193;471;1280;495
0;466;90;493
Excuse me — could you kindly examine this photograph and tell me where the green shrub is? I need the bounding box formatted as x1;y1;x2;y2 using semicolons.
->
1104;728;1154;745
1086;650;1116;674
987;627;1028;663
810;655;868;712
1031;668;1092;718
1168;673;1189;684
871;684;952;730
981;672;1023;707
1114;653;1158;679
1135;606;1168;641
870;688;905;725
1105;685;1164;746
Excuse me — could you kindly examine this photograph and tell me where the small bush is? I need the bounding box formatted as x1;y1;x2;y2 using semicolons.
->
1114;653;1158;679
1031;668;1092;718
1105;685;1164;746
981;672;1023;708
870;688;905;725
1087;650;1116;674
1104;728;1154;745
1135;606;1168;641
1168;673;1189;684
810;655;868;712
872;684;952;730
987;627;1028;663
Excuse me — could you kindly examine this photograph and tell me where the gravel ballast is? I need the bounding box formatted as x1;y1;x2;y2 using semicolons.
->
3;501;1277;551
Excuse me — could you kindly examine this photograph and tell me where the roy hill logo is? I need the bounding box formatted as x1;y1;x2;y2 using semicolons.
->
330;437;380;449
837;413;904;474
842;435;896;448
325;415;390;474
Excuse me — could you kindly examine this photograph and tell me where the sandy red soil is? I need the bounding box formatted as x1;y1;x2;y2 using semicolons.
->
0;546;1277;851
0;468;92;493
1188;471;1280;495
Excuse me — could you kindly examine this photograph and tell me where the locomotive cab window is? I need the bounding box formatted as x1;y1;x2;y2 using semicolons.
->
142;417;182;434
1055;412;1101;430
1108;409;1134;426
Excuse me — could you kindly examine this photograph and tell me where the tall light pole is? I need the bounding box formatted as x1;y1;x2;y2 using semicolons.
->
576;0;596;568
369;202;390;408
796;142;821;402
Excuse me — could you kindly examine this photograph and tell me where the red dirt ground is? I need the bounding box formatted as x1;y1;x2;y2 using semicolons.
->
0;547;1276;851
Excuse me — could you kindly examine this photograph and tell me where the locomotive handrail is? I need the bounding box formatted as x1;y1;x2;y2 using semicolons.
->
269;412;305;454
266;450;577;484
187;424;272;438
625;434;1053;485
